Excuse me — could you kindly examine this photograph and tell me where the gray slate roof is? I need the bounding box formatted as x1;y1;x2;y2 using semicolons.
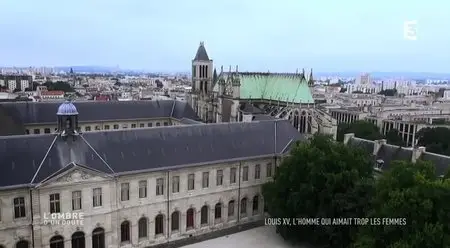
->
193;42;210;61
0;100;199;125
0;120;303;188
346;136;450;176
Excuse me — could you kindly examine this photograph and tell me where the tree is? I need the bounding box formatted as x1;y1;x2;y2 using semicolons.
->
353;160;450;248
337;120;383;142
339;88;347;93
416;127;450;156
385;129;405;146
378;89;397;96
263;134;375;248
43;81;74;92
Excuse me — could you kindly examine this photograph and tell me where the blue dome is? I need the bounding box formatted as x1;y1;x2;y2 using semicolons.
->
56;101;79;115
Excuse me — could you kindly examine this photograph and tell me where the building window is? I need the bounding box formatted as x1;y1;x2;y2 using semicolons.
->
139;123;144;128
95;126;101;130
186;208;194;229
171;211;180;231
139;180;147;198
71;231;85;248
25;129;30;134
92;228;105;248
255;164;261;179
155;214;164;235
200;205;208;225
93;188;102;207
156;178;164;195
252;195;259;214
33;129;40;134
230;168;236;184
50;235;64;248
14;197;26;218
216;170;223;186
215;203;222;219
172;176;180;193
44;128;51;133
147;123;152;127
120;221;130;242
188;173;195;190
113;124;119;129
122;124;128;129
72;191;82;210
240;198;247;216
266;163;273;177
242;166;249;181
104;125;110;130
202;172;209;188
131;124;136;128
156;122;161;126
121;183;129;201
228;200;235;217
85;126;91;132
138;217;148;238
50;193;60;213
163;122;168;126
16;241;29;248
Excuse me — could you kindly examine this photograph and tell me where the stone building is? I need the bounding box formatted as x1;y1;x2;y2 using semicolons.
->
0;100;202;136
0;101;302;248
188;42;337;139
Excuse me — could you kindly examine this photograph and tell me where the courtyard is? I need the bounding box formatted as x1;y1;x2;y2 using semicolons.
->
181;226;304;248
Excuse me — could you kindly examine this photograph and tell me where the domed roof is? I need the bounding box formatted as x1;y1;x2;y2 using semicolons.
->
56;100;79;115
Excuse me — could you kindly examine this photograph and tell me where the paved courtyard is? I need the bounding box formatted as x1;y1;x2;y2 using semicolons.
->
181;226;304;248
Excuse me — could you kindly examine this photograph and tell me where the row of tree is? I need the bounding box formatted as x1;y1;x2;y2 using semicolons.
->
337;120;450;156
263;135;450;248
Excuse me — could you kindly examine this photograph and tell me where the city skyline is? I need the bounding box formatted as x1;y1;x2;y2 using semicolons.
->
0;0;449;73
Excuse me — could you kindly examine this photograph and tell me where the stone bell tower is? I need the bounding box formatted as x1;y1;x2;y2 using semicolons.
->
56;100;80;139
191;42;214;122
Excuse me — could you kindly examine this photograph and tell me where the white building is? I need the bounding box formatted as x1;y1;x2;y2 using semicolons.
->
0;101;301;248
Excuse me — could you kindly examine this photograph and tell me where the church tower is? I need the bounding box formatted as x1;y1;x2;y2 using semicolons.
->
191;42;213;122
192;42;213;95
56;100;79;139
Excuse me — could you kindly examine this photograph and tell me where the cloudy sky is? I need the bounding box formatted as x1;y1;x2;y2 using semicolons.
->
0;0;448;73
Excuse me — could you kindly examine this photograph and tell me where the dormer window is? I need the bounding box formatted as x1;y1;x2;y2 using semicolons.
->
374;159;384;171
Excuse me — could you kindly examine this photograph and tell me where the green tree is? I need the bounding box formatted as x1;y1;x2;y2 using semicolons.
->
43;81;74;92
353;160;450;248
263;134;375;248
416;127;450;156
337;120;383;142
385;129;405;146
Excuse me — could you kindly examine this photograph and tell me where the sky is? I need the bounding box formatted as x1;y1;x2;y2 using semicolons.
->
0;0;448;73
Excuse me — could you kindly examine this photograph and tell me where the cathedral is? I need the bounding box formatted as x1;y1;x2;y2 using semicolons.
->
189;42;337;139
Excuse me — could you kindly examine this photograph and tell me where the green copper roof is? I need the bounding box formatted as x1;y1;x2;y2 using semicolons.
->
235;73;314;104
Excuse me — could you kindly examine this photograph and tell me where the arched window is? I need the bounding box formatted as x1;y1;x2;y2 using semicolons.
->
186;208;195;229
138;217;148;238
50;236;64;248
240;198;247;216
71;232;85;248
16;241;29;248
228;200;235;217
214;203;222;219
200;205;208;225
120;221;131;242
252;195;259;214
171;211;180;231
92;228;105;248
155;214;164;235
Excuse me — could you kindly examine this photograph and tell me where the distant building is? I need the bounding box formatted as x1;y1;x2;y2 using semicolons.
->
188;42;337;138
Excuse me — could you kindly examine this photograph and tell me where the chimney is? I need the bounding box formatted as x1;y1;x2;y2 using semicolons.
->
373;139;386;156
343;133;355;145
412;146;426;163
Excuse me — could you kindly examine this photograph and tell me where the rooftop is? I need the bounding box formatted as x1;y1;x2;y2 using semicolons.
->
0;120;304;189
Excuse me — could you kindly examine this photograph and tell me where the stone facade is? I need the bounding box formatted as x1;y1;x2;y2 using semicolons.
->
0;158;276;248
